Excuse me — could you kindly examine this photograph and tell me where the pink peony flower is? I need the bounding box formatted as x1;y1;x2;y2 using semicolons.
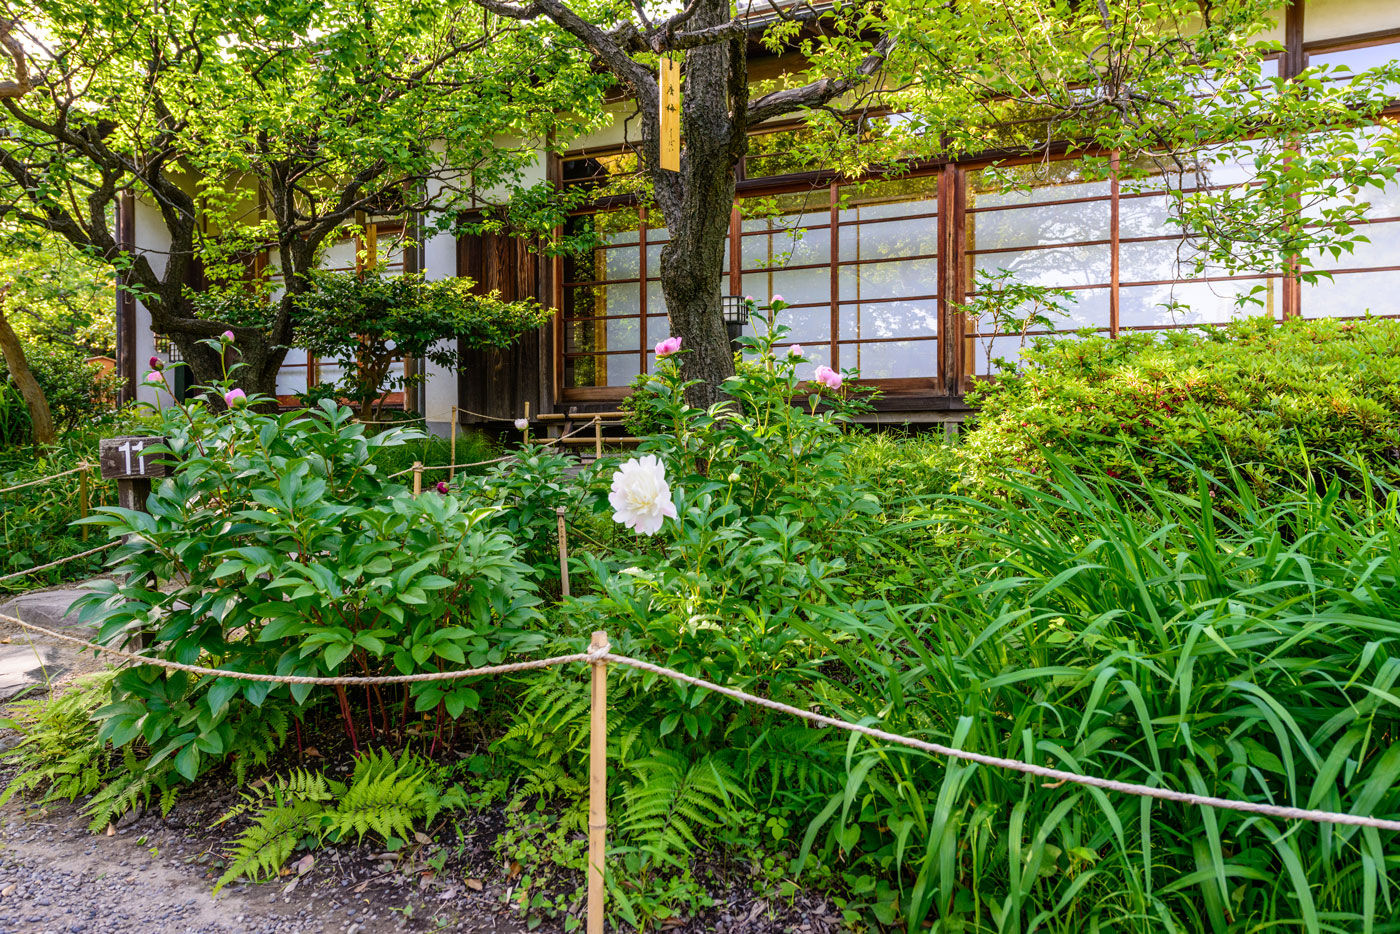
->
148;356;163;370
145;371;165;385
220;330;235;342
814;365;843;390
436;481;450;495
223;388;247;407
655;336;683;357
787;344;803;358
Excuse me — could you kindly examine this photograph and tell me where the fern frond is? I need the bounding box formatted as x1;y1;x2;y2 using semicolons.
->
214;799;324;892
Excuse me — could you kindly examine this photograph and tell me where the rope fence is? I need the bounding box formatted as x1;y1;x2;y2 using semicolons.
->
0;462;93;496
3;548;1399;933
387;420;603;480
0;604;1397;833
0;543;119;586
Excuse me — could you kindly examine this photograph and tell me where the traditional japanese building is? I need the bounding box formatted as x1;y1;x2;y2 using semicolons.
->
116;0;1400;434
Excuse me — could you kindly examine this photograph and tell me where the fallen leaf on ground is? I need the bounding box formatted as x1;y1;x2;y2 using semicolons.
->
295;854;314;876
465;879;483;892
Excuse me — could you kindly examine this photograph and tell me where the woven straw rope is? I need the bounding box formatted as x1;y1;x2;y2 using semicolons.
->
2;604;1399;832
387;420;602;479
0;463;92;496
0;543;118;585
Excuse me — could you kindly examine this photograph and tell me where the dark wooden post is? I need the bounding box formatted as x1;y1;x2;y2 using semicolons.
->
99;436;171;650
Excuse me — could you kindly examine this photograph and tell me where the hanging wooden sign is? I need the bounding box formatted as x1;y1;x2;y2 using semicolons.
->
659;57;681;173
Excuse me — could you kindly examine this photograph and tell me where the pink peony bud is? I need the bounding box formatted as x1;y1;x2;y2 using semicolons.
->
220;330;235;342
436;481;450;495
148;356;164;370
223;388;247;407
145;371;165;385
770;294;785;304
814;365;843;390
655;336;683;357
515;418;529;431
787;344;803;358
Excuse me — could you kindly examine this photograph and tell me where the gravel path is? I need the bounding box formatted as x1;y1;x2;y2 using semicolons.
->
0;797;529;934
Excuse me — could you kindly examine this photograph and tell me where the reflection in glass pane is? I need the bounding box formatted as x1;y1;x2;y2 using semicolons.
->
1301;220;1400;272
966;287;1107;334
841;339;937;379
1119;279;1278;328
973;335;1042;377
972;244;1112;288
743;267;831;307
755;305;831;343
1306;42;1400;97
1301;270;1400;318
645;315;672;344
840;212;938;258
968;162;1111;209
565;352;641;388
645;285;667;318
564;285;607;320
742;225;830;269
565;317;641;355
1118;193;1187;238
840;174;939;220
839;302;937;341
740;190;831;228
1119;239;1216;283
840;258;939;303
969;200;1110;250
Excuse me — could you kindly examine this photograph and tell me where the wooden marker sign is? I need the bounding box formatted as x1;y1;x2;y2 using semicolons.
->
660;57;681;172
99;435;172;512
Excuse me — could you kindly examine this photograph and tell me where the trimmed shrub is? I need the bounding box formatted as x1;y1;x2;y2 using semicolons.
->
961;315;1400;489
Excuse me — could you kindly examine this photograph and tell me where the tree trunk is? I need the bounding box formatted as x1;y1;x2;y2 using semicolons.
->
0;294;55;445
652;0;746;410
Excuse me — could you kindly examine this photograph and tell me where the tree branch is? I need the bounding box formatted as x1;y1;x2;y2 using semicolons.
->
746;33;896;125
0;21;30;100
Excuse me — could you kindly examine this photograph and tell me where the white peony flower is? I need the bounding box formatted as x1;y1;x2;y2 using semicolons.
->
608;455;678;536
515;418;529;431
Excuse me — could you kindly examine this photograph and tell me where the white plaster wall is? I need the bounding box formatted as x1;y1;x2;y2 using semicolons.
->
1305;0;1400;43
420;157;461;434
132;199;169;408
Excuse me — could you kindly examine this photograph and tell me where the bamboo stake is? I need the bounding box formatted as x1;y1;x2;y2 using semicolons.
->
79;467;89;541
523;402;531;446
412;461;423;496
449;406;458;481
556;507;570;598
594;416;602;459
587;631;608;934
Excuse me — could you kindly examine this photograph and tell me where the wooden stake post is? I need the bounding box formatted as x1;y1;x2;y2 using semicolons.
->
594;416;603;459
79;466;90;541
588;631;608;934
449;406;458;480
412;461;423;496
556;507;570;598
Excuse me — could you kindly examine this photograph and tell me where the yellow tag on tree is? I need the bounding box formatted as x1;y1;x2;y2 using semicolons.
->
660;57;681;172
